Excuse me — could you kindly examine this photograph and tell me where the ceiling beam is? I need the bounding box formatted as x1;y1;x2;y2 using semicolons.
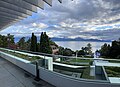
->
1;0;37;12
0;11;27;19
43;0;52;6
0;1;32;15
23;0;44;9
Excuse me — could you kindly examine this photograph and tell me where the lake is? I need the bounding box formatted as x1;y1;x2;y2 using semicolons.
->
55;41;111;52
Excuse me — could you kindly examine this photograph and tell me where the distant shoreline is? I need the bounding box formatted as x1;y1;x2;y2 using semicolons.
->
55;41;111;52
53;40;111;42
14;37;112;43
51;37;111;42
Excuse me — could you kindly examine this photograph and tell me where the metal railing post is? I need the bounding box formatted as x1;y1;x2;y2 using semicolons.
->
34;61;40;81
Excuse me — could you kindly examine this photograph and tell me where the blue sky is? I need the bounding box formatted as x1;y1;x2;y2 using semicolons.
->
0;0;120;40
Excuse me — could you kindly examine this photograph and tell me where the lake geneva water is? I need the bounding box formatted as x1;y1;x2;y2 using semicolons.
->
55;41;111;52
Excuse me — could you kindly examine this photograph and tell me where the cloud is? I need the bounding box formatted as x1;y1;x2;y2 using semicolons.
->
32;23;48;29
0;0;120;40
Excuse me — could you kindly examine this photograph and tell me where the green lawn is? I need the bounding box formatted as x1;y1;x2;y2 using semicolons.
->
69;58;91;63
54;58;93;66
109;60;120;63
0;49;42;61
81;67;95;79
105;67;120;77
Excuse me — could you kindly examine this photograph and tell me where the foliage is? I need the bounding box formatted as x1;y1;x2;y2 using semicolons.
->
70;59;91;63
0;34;15;48
63;48;74;56
58;46;74;56
77;50;85;56
99;43;110;57
0;35;8;47
7;34;15;44
49;39;58;47
109;40;120;58
58;46;64;55
105;67;120;77
39;32;52;54
17;37;26;50
58;43;92;57
17;37;31;50
0;49;41;61
77;43;92;57
25;38;31;51
81;43;92;55
81;67;95;79
30;33;37;52
87;43;92;55
99;39;120;59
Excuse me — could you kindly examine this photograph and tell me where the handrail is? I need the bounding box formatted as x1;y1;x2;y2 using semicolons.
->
1;47;120;85
40;67;110;84
0;47;120;62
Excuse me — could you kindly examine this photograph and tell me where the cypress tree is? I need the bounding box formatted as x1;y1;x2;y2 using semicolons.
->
30;33;37;52
39;32;52;54
39;32;44;52
34;35;37;51
44;32;52;54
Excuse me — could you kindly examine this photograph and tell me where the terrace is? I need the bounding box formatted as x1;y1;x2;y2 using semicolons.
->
0;57;54;87
0;0;120;87
0;48;120;87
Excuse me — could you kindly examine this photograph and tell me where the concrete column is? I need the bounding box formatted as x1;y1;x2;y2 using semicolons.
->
45;57;53;71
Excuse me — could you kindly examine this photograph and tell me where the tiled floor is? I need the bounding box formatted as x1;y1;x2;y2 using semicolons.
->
0;57;55;87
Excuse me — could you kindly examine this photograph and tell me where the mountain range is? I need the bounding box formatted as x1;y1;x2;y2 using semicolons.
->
51;37;111;42
14;37;111;43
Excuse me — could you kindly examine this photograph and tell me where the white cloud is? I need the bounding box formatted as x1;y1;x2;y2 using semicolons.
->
38;23;48;29
32;23;37;27
1;0;120;40
32;22;48;29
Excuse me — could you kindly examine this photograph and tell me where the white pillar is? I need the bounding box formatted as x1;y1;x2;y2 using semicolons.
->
45;57;53;71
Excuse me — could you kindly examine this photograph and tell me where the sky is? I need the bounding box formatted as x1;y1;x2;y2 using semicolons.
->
0;0;120;41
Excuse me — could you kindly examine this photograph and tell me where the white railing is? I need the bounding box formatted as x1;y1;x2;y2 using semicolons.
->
0;48;120;87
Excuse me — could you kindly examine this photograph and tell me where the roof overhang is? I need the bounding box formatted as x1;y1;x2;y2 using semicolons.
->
0;0;62;30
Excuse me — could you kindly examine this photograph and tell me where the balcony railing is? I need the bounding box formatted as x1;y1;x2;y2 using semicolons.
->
0;47;120;86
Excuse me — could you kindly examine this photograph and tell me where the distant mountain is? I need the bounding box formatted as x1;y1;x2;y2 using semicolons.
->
14;36;111;43
51;37;111;42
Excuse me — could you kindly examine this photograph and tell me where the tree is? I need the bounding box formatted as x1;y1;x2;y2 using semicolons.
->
0;34;15;48
99;40;120;59
6;34;15;48
0;34;14;48
7;33;15;44
99;43;110;57
2;35;8;48
63;48;73;56
30;33;37;52
0;35;3;47
109;41;120;58
39;32;44;52
39;32;52;54
81;43;92;55
77;50;85;57
58;46;64;55
17;37;26;50
87;43;92;55
25;38;31;51
49;39;58;47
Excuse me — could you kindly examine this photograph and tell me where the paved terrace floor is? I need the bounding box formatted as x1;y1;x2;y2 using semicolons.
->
0;57;55;87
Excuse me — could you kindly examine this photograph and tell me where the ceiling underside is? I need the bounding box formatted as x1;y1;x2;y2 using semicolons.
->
0;0;62;30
